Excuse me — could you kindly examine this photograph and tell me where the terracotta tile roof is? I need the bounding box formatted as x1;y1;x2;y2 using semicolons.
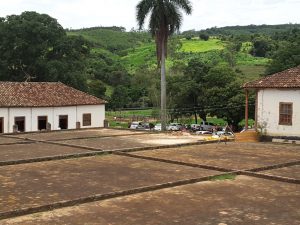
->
0;82;106;107
243;65;300;89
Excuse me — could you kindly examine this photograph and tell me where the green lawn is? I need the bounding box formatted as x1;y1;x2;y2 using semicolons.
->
180;38;225;53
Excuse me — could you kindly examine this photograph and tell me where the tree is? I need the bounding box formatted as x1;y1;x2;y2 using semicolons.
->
88;79;107;98
109;85;131;110
136;0;192;130
0;12;90;91
204;65;255;129
168;59;210;123
266;29;300;74
250;36;274;57
199;33;209;41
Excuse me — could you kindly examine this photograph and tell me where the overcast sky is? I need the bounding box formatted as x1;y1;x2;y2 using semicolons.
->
1;0;300;31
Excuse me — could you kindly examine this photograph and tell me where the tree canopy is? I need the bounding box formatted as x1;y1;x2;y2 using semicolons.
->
0;11;89;90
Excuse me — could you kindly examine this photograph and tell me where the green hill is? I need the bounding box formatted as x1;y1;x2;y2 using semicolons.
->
67;26;275;80
67;27;151;54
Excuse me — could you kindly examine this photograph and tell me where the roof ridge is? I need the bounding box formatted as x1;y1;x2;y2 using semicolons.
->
243;65;300;89
0;82;106;107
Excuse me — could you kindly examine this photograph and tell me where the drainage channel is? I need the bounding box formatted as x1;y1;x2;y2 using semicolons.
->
0;172;236;220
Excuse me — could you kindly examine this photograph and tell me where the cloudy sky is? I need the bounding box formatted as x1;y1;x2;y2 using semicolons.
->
1;0;300;31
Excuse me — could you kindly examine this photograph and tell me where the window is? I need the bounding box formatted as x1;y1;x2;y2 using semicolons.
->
82;114;91;126
279;103;293;125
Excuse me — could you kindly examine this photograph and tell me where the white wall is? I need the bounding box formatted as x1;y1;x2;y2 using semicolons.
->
0;108;9;133
257;89;300;136
53;106;77;130
76;105;105;128
0;105;105;133
8;108;32;133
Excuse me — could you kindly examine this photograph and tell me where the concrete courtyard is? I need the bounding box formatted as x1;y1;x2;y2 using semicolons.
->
0;128;299;224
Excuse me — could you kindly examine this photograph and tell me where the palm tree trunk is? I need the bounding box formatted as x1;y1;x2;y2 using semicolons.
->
161;38;167;131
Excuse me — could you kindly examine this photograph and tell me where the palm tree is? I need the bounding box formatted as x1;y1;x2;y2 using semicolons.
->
136;0;192;131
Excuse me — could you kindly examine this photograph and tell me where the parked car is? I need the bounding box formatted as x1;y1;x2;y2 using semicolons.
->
191;124;201;131
195;130;212;135
136;122;150;130
130;121;142;129
216;131;234;137
154;123;162;131
167;123;183;131
199;121;215;131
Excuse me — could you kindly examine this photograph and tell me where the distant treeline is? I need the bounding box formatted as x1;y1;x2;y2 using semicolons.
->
66;26;127;32
182;24;300;37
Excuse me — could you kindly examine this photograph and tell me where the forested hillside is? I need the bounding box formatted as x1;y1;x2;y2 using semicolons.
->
182;24;300;37
1;12;299;127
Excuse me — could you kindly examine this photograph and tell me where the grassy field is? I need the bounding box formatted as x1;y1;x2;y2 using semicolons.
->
122;38;226;71
107;109;154;118
236;52;270;66
122;43;156;71
67;28;150;51
180;38;225;53
237;65;267;81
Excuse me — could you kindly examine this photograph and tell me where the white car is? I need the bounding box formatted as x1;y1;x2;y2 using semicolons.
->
130;121;142;129
195;130;212;135
216;131;234;137
154;123;162;131
167;123;183;131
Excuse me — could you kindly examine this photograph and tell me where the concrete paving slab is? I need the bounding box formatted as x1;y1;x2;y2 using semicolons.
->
9;129;145;141
0;155;219;213
262;165;300;180
2;176;299;225
133;142;300;170
0;143;90;162
55;133;204;150
0;136;31;145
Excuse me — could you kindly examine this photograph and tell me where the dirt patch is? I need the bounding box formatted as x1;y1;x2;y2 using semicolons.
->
54;133;205;150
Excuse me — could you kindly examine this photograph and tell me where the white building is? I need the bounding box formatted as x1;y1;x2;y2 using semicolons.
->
243;66;300;138
0;82;106;133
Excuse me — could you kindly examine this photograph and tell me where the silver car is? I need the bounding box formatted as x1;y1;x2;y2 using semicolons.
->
167;123;183;131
